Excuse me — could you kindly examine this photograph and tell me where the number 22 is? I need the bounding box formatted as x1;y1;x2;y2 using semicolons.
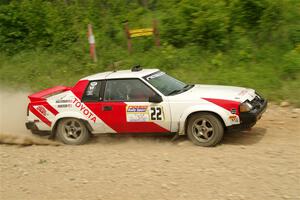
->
150;107;162;120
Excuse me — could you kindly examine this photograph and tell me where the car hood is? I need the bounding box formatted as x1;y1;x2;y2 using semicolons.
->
173;84;256;103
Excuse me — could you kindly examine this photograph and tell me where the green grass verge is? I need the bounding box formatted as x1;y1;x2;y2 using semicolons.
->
0;46;299;107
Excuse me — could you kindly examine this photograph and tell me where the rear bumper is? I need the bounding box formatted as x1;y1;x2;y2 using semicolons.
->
25;121;37;130
25;121;51;136
228;98;268;131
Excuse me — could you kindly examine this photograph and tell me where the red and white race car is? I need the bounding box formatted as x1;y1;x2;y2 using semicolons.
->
26;66;267;146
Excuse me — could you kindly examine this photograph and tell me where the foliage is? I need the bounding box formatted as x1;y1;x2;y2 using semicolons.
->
0;0;299;105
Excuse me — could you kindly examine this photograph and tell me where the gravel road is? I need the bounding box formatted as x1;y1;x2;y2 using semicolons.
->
0;89;299;200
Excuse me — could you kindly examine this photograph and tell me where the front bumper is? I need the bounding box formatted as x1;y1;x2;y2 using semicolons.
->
229;97;268;130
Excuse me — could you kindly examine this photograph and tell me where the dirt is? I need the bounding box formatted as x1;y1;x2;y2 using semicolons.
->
0;89;300;200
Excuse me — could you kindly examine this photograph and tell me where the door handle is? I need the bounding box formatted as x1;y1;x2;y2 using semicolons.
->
103;106;112;111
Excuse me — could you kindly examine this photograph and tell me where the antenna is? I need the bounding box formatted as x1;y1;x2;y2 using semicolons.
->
131;65;142;72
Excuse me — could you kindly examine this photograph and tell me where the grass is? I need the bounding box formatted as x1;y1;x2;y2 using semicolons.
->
0;45;299;107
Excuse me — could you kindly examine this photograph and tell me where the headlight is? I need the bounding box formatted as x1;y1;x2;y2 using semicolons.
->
240;102;253;112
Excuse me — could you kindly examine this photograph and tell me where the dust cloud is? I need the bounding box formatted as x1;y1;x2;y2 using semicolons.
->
0;87;173;146
0;88;60;145
0;132;60;146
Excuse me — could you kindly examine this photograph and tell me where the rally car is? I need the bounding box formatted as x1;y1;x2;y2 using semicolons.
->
26;66;267;146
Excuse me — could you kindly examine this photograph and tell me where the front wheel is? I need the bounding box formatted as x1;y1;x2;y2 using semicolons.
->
56;118;90;145
187;113;224;147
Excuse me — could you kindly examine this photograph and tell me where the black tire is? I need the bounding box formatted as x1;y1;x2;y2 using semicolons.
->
56;118;90;145
187;113;224;147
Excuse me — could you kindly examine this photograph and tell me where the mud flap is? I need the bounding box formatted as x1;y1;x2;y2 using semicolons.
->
171;132;181;142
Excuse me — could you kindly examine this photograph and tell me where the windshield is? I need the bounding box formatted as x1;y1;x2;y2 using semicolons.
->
144;71;193;96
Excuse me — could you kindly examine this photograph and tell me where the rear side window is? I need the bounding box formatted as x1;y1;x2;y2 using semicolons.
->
82;81;102;102
104;79;156;102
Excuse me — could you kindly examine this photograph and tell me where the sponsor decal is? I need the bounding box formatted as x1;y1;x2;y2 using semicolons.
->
90;82;97;87
29;102;58;127
36;106;46;116
146;72;165;80
73;98;96;123
127;105;148;113
29;105;51;126
231;108;237;114
229;115;240;124
57;104;72;108
56;99;73;103
126;105;149;122
86;81;98;96
126;105;164;122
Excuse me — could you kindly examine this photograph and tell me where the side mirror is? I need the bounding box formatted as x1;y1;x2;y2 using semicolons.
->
149;95;163;103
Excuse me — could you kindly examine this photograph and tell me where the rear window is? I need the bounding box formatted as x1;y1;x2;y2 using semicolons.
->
82;81;102;102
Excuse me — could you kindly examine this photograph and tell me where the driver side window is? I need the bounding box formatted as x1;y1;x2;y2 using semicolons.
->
104;79;156;102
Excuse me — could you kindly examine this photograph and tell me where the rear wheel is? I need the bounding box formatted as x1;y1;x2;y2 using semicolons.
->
56;118;90;145
187;113;224;147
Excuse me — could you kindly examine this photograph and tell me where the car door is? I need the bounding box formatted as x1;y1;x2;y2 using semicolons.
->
101;78;171;134
80;80;119;133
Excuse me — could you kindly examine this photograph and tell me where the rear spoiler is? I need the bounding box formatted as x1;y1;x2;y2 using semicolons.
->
28;86;71;102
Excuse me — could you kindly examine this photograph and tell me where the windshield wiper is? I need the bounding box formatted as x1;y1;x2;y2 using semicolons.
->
168;89;183;95
167;84;194;96
183;84;191;89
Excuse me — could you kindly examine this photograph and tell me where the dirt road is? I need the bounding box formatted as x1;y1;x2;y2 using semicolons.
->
0;89;299;200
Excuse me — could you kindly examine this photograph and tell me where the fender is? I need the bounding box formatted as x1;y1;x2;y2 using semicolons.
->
51;111;92;130
50;111;94;138
177;104;233;135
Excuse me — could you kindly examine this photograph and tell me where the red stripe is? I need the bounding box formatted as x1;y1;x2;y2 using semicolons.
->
42;103;58;115
203;98;240;115
29;105;52;127
31;101;58;116
71;80;89;100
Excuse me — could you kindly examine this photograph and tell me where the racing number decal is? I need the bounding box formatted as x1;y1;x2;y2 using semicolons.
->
126;105;164;122
150;106;164;121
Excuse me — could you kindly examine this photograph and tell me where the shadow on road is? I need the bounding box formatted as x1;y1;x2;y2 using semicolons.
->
90;133;175;145
90;127;267;146
222;127;267;146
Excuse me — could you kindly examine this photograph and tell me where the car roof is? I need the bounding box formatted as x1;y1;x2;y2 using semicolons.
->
81;68;160;81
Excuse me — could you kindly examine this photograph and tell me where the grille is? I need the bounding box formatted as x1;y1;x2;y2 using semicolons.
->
250;96;264;109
